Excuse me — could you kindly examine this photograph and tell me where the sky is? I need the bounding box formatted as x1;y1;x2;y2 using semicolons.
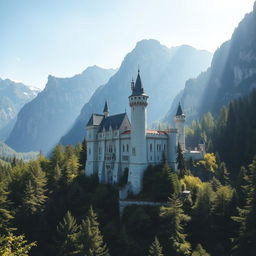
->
0;0;255;89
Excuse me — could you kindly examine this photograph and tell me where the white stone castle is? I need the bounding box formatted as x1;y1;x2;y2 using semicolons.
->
85;70;204;195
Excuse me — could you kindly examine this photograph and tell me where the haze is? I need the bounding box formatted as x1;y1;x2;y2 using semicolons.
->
0;0;254;89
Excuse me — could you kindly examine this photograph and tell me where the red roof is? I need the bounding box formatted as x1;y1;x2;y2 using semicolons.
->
121;129;168;135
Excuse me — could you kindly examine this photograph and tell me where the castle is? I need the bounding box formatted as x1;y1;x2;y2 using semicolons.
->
85;70;204;195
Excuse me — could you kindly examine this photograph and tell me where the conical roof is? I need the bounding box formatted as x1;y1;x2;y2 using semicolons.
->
131;70;146;96
103;101;109;113
176;102;184;116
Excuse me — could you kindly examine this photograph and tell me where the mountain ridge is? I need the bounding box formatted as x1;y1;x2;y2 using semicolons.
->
6;66;116;153
60;39;212;146
163;5;256;124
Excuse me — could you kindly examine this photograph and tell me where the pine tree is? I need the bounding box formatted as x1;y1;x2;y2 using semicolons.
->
0;232;36;256
148;237;164;256
79;206;110;256
191;183;214;246
160;195;191;256
49;163;62;192
56;211;80;256
191;244;210;256
232;159;256;256
50;144;65;169
64;154;80;185
216;162;230;185
22;162;48;215
176;143;187;179
0;183;13;234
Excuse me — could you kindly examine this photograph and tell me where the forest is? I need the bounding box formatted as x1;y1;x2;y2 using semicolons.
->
0;90;256;256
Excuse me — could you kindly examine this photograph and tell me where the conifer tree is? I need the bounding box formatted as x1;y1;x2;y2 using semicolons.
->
176;143;187;179
56;211;80;256
51;144;65;169
191;183;214;246
49;163;62;192
148;237;164;256
0;232;36;256
216;162;230;185
232;159;256;256
160;195;191;256
191;244;210;256
0;183;13;234
64;154;80;185
79;206;110;256
22;162;48;215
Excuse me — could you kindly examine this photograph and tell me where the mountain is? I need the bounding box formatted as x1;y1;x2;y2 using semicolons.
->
164;2;256;124
60;39;212;146
0;141;38;161
0;78;40;140
6;66;116;153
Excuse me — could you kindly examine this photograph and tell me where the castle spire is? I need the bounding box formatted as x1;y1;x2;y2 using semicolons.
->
103;101;109;117
176;102;184;116
131;69;146;96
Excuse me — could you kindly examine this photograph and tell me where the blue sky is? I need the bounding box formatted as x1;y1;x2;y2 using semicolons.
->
0;0;255;88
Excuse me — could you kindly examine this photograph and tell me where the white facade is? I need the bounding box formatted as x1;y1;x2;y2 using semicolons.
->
85;71;204;195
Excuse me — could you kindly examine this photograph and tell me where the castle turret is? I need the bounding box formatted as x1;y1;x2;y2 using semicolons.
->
174;102;185;151
103;101;109;117
128;70;149;194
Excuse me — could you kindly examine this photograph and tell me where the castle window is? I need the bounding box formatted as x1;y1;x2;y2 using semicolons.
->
123;144;125;152
150;143;152;152
126;144;129;152
163;144;166;151
138;97;141;99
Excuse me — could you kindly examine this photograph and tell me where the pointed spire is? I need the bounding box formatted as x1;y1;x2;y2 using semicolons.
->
131;69;146;96
103;101;109;117
176;102;184;116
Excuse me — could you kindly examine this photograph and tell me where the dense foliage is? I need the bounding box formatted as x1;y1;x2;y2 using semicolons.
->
186;89;256;180
0;90;255;256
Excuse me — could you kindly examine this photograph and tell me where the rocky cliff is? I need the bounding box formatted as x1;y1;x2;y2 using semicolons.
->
6;66;115;153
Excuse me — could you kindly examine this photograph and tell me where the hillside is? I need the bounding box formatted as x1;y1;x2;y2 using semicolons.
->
0;78;40;140
6;66;116;154
164;3;256;124
60;40;212;146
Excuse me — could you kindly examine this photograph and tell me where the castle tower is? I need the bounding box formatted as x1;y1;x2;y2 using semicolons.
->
103;101;109;117
174;102;186;151
128;70;149;194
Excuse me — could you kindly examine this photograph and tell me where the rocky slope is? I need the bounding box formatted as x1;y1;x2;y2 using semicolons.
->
0;79;40;140
164;2;256;124
6;66;116;153
60;39;212;146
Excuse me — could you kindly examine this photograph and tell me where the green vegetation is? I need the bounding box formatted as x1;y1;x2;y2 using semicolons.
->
0;91;255;256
